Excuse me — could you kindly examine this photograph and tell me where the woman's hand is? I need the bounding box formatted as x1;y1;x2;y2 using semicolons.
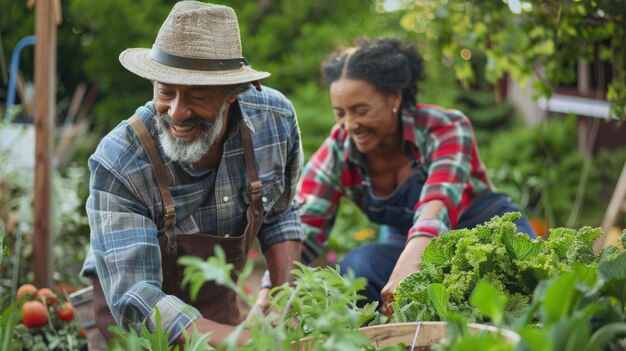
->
380;235;432;316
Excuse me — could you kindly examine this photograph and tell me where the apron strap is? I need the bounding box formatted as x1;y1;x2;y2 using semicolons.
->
239;121;264;253
110;114;266;327
128;114;263;259
128;115;178;256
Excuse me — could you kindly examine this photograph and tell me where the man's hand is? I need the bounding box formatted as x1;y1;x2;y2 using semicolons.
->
245;287;297;329
380;235;432;316
243;240;301;330
245;288;271;325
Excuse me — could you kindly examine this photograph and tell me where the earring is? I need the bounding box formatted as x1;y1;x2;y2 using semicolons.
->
392;107;398;114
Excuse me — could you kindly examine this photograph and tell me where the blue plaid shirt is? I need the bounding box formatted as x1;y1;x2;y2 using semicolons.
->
81;86;303;344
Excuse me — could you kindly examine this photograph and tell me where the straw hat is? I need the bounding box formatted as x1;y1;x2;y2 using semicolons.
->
119;1;270;85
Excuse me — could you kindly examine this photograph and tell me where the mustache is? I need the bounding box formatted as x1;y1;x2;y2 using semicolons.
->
158;113;208;128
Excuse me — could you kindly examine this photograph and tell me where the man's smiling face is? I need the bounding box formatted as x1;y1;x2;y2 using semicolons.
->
153;83;232;164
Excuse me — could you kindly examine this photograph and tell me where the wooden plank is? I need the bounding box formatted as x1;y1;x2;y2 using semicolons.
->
595;161;626;253
359;322;445;347
577;118;591;155
0;32;8;84
33;0;57;288
54;0;63;24
16;72;34;116
65;82;86;124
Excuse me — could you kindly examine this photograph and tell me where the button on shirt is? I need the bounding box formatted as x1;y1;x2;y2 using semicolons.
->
297;104;492;263
81;86;304;343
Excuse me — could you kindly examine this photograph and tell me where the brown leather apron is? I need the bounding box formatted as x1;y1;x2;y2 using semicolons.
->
92;114;264;342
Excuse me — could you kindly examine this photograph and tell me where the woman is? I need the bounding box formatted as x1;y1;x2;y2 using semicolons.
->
296;38;535;315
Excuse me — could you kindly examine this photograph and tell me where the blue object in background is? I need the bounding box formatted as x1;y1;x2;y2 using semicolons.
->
5;35;36;119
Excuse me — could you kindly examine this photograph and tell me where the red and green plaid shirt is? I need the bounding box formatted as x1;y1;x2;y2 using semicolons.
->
297;104;492;263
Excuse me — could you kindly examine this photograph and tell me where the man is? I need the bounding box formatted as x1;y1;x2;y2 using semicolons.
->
79;1;303;348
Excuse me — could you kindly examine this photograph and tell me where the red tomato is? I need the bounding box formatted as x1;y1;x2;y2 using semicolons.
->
22;301;48;328
56;302;75;321
35;288;57;305
80;328;87;338
16;284;38;300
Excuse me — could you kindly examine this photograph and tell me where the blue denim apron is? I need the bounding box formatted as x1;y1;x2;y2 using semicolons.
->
340;161;535;306
361;161;535;240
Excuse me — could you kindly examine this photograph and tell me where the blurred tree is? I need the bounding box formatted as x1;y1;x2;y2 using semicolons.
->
0;0;466;159
1;0;410;129
0;2;36;83
223;0;404;93
62;0;171;128
396;0;626;119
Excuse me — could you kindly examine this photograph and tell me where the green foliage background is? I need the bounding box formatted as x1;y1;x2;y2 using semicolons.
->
0;0;466;289
398;0;626;119
0;0;463;157
1;0;626;273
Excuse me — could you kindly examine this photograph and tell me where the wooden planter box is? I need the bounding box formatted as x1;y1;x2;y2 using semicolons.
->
296;321;520;350
360;321;519;349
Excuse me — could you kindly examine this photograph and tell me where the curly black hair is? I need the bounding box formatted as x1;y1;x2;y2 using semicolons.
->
321;38;425;108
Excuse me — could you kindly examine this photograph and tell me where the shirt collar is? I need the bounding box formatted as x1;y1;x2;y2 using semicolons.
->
235;95;255;133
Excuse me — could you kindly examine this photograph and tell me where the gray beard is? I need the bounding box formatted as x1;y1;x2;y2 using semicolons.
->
155;101;227;165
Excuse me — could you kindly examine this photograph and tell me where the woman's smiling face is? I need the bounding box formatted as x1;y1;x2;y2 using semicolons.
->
329;77;401;154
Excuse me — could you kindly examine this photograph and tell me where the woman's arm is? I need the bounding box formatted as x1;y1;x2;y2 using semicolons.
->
381;108;478;314
380;199;444;315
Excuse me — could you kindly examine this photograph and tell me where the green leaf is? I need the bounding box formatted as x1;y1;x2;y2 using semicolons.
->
444;332;514;351
237;259;254;288
46;334;61;350
0;301;22;351
107;324;151;350
517;326;550;351
469;280;508;325
504;233;544;261
140;307;171;351
529;27;546;39
548;316;591;351
442;313;471;345
595;251;626;301
585;323;626;351
181;324;215;351
428;283;450;320
541;272;580;324
179;246;236;301
532;39;555;56
0;229;4;267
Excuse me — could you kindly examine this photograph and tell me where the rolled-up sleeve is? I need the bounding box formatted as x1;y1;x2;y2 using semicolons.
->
88;156;201;345
409;114;474;238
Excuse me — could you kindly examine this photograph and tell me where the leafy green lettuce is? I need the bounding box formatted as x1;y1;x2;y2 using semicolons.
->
392;212;603;323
